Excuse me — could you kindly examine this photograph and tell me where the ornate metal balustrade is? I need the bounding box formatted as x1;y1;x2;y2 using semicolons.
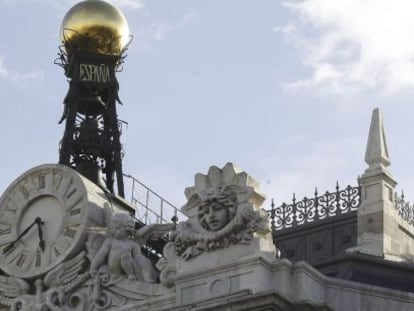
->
394;191;414;226
267;183;361;232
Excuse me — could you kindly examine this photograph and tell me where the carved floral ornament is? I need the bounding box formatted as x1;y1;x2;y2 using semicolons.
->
170;163;270;260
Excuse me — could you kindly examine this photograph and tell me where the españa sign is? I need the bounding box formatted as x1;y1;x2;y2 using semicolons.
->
80;63;110;83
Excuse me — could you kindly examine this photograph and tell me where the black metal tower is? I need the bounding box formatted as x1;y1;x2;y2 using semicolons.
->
56;44;126;198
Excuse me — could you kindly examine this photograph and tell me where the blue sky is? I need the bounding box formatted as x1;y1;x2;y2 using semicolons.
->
1;0;414;212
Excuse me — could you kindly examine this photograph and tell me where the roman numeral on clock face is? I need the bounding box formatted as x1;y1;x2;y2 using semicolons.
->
52;172;63;191
66;187;78;199
15;253;26;267
3;196;17;216
50;241;67;261
4;245;24;264
35;252;41;267
2;244;16;257
37;174;46;189
64;227;77;238
70;208;81;216
18;186;29;200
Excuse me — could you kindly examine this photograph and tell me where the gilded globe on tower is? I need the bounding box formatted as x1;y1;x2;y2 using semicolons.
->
60;0;130;56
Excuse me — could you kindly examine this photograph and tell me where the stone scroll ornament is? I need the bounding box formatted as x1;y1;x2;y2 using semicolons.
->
170;163;270;261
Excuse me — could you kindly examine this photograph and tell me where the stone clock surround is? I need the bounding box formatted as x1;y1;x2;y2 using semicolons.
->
0;163;132;279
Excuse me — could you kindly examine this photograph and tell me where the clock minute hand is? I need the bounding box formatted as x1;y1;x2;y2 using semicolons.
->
3;217;42;254
36;218;45;252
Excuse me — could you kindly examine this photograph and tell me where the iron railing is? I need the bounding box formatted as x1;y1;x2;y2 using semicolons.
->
123;174;182;225
122;174;414;231
395;191;414;226
267;183;361;231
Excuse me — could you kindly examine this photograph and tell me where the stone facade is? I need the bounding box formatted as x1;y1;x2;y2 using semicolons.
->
1;109;414;310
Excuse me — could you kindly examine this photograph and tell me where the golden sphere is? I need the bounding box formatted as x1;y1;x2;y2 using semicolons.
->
60;0;130;56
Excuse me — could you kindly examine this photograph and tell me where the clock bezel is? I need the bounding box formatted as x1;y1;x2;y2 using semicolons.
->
0;164;89;279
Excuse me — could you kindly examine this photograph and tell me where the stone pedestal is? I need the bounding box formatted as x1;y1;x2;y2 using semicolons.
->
356;169;397;258
350;108;414;262
174;236;276;305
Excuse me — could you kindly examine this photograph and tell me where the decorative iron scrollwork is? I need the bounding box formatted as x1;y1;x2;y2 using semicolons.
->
394;191;414;226
268;183;361;231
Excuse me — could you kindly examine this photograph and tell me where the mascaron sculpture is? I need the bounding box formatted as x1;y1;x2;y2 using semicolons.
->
157;163;272;288
173;163;270;260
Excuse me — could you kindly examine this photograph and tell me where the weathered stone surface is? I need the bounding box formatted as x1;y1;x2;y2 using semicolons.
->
170;163;273;262
348;109;414;263
3;156;414;310
365;108;390;170
127;256;414;310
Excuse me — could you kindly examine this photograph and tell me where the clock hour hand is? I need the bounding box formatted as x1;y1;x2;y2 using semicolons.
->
36;218;45;252
3;217;43;254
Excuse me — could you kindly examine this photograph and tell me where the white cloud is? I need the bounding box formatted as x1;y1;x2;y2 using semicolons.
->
280;0;414;94
134;12;198;50
150;12;197;41
0;55;43;84
111;0;144;10
110;0;146;9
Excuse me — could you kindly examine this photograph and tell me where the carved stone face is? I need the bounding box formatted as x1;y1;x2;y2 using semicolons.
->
198;201;230;231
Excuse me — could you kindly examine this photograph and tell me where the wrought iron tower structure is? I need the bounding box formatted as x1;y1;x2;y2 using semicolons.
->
56;0;131;198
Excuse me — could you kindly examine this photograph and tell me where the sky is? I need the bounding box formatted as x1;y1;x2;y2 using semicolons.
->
1;0;414;219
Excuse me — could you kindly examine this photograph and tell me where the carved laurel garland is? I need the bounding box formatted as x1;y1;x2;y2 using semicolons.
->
173;201;269;260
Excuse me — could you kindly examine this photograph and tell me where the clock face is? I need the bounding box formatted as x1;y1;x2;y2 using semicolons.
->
0;164;88;279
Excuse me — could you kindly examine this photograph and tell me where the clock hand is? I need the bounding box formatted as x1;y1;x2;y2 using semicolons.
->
3;217;43;254
36;218;45;252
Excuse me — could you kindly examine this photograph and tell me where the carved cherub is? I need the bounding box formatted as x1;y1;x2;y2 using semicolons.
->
89;214;158;282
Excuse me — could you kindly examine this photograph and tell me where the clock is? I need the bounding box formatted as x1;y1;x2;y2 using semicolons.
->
0;164;112;279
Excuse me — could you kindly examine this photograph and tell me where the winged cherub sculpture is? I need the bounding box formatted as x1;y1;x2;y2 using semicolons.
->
90;213;174;283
